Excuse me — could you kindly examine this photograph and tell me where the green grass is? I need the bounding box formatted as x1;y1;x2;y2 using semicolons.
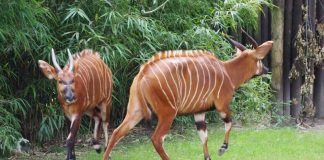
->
13;125;324;160
79;125;324;160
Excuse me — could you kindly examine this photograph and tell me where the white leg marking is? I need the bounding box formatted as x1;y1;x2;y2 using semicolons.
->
67;133;72;140
162;135;167;142
220;112;226;119
225;122;232;132
198;130;208;144
93;117;100;139
194;113;205;122
66;114;78;140
102;122;109;146
93;144;101;150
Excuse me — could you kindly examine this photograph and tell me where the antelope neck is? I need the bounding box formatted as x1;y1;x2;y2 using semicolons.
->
223;55;254;89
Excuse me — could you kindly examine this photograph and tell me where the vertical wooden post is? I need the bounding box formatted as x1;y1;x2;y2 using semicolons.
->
290;0;303;117
271;0;285;115
283;0;293;116
314;0;324;118
261;6;271;68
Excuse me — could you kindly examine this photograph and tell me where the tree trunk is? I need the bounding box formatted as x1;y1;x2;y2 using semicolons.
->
271;0;285;115
290;0;303;118
314;0;324;118
283;0;293;116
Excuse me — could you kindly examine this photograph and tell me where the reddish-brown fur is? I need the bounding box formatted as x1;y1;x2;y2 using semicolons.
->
103;39;272;160
39;49;112;160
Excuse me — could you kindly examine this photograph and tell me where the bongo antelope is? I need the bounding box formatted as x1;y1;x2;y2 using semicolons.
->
38;49;112;160
103;33;273;160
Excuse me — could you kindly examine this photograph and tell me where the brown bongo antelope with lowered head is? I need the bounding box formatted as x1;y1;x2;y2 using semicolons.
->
103;31;273;160
38;49;112;160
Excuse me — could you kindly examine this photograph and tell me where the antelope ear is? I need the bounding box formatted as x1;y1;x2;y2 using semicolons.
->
38;60;58;80
235;47;243;55
254;41;273;59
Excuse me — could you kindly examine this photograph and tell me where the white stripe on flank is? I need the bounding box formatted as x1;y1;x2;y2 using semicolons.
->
161;60;179;106
186;58;199;111
88;56;103;100
176;59;183;107
82;58;99;102
80;58;94;105
78;62;90;86
149;64;176;109
215;61;225;99
179;57;187;110
101;64;107;98
205;58;218;100
76;73;89;106
155;62;176;106
191;57;206;109
200;56;212;103
182;52;192;110
76;65;90;105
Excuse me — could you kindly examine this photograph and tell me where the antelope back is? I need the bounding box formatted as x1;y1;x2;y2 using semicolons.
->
72;49;112;107
138;50;231;114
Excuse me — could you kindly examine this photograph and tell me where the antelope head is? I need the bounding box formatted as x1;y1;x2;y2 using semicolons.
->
226;29;273;77
38;49;76;104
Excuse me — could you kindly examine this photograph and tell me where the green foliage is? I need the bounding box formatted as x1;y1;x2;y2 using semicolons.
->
0;0;274;154
232;75;277;125
0;98;29;153
213;0;273;31
0;0;55;153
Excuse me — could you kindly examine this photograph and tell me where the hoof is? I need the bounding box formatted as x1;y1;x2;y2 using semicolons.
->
218;148;226;156
95;147;102;154
204;155;211;160
67;155;76;160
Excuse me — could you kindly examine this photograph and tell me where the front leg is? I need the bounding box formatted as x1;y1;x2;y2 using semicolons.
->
66;114;81;160
218;110;232;156
194;113;211;160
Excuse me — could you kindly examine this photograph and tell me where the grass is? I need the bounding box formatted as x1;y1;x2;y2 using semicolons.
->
12;124;324;160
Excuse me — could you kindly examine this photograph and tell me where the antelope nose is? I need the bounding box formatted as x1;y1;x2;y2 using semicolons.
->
263;66;269;74
65;94;75;103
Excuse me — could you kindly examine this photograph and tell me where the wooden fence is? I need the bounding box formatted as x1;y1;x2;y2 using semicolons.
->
240;0;324;118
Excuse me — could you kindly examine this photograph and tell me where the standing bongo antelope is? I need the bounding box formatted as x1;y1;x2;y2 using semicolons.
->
38;49;112;160
103;32;273;160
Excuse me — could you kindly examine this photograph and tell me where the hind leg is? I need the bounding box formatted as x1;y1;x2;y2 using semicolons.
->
102;108;144;160
151;107;176;160
99;98;111;148
194;113;211;160
92;114;102;153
